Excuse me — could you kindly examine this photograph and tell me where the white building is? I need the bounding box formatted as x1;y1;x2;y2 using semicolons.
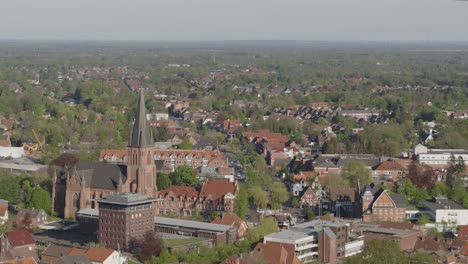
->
422;196;468;231
414;144;468;166
0;146;24;158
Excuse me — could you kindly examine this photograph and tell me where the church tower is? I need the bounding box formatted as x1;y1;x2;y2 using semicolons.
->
127;90;157;198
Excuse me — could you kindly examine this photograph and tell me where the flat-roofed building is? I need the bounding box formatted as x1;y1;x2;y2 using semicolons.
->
96;193;156;251
154;217;237;245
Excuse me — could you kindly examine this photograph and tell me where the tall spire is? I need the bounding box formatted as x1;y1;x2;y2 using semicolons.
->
128;90;153;147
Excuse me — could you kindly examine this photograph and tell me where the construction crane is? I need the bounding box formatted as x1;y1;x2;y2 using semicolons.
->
23;129;44;156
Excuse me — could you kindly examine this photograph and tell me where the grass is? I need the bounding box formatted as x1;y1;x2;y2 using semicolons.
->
162;237;208;248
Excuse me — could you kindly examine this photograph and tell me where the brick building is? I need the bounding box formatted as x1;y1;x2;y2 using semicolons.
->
361;183;406;223
157;180;237;217
0;229;37;261
16;208;47;229
154;217;237;245
97;193;156;251
52;90;158;219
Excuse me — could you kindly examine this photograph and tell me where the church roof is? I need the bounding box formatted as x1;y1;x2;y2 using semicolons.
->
74;161;127;190
128;90;153;148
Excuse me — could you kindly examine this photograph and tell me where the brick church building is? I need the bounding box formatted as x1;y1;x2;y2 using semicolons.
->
52;90;158;218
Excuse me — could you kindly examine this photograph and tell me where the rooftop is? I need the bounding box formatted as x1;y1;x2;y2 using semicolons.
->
154;216;235;233
96;192;156;206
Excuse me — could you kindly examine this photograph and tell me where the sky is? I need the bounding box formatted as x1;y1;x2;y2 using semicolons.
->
1;0;468;42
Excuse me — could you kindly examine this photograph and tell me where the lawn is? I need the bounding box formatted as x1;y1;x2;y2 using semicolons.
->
162;237;208;247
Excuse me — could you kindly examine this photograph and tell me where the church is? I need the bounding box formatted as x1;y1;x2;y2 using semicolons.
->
52;90;158;218
52;91;237;219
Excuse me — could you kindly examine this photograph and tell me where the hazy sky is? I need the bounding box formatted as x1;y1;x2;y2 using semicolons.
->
1;0;468;41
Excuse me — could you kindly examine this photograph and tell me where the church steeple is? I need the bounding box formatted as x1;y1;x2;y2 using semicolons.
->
128;90;153;148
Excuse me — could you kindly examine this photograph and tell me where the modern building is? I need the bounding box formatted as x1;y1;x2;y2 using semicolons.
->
154;217;237;245
96;192;156;251
414;144;468;167
263;219;358;263
422;196;468;231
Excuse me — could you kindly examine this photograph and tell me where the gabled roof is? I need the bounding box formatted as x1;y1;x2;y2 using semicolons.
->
299;186;317;200
200;180;236;200
329;187;357;202
253;242;301;264
212;213;246;230
4;229;35;247
57;254;91;264
85;247;114;262
159;185;199;198
128;90;153;147
42;244;73;258
374;159;407;171
58;161;127;190
1;257;37;264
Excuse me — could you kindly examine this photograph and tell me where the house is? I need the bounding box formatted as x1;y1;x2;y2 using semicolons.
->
253;242;301;264
212;213;247;240
157;180;238;217
457;225;468;240
41;245;73;264
16;208;48;229
298;186;319;208
329;187;360;218
82;247;125;264
56;254;91;264
0;229;37;261
361;184;406;223
0;199;8;225
414;144;468;168
372;159;408;182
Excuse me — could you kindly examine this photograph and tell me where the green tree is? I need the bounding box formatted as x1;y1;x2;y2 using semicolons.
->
169;165;199;186
250;185;268;209
157;173;172;190
304;207;315;221
340;161;371;189
417;214;430;225
235;186;249;219
291;197;300;208
26;187;52;214
346;240;405;264
0;171;20;204
270;182;289;210
177;137;193;150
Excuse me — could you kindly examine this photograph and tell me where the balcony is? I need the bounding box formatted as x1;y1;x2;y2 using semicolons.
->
296;243;318;251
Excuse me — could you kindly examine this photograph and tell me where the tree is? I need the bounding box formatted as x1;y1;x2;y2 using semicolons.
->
134;231;163;262
250;185;268;209
270;182;289;210
26;187;52;214
177;137;193;150
304;207;315;221
157;173;171;190
235;186;249;219
169;165;199;186
340;161;371;189
408;164;436;190
417;214;430;225
0;171;20;204
400;179;429;206
346;240;406;264
291;198;300;208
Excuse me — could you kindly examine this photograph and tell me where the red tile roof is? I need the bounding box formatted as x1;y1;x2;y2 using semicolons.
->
4;229;35;247
200;180;236;200
99;149;127;160
159;185;199;198
85;247;114;262
458;225;468;240
253;242;301;264
374;159;407;171
212;213;246;230
68;248;87;256
1;257;37;264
